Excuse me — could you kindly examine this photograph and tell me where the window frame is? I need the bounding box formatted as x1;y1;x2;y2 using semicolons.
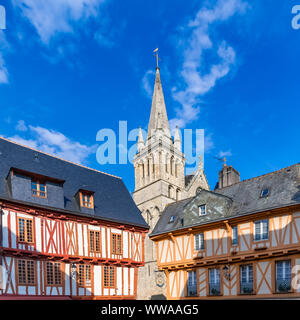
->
88;230;101;253
111;233;122;255
253;219;269;241
198;204;207;216
17;259;36;286
187;270;198;297
275;259;292;293
232;225;238;246
77;264;92;288
79;191;94;209
194;232;205;251
208;268;221;296
46;261;62;286
239;264;254;295
17;217;34;244
31;179;47;199
103;265;116;288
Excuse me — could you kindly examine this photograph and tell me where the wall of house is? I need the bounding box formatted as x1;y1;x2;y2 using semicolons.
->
154;210;300;299
166;254;300;299
0;255;137;298
0;205;145;299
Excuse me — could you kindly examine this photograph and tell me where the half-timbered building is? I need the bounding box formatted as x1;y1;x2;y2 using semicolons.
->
0;137;148;299
150;163;300;299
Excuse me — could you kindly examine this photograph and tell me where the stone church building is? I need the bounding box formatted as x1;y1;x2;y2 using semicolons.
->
133;67;209;299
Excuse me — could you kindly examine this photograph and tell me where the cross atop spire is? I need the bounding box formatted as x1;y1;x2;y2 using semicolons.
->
153;48;159;69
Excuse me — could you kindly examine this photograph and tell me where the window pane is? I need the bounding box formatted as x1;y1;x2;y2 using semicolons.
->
18;218;25;242
27;261;35;285
54;263;61;285
18;260;26;284
240;265;253;294
89;231;95;252
276;260;291;292
26;220;33;243
232;226;238;245
187;270;197;296
46;262;54;285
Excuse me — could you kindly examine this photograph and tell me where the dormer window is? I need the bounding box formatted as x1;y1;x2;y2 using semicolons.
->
80;191;94;209
31;179;47;198
260;188;269;198
199;204;206;216
169;215;175;223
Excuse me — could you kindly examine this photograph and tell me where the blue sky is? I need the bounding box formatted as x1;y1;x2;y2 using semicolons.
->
0;0;299;193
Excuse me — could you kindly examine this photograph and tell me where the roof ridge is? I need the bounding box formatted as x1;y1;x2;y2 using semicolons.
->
217;162;300;190
0;136;121;180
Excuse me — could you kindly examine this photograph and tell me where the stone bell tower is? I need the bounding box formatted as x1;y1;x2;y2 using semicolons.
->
133;66;209;299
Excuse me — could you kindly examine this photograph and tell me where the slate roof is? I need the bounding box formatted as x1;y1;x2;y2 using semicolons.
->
151;163;300;236
0;137;148;229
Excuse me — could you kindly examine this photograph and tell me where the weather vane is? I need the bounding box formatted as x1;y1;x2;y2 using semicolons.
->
153;48;160;68
214;156;227;165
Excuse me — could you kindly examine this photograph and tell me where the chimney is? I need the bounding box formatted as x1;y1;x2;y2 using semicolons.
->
218;164;240;189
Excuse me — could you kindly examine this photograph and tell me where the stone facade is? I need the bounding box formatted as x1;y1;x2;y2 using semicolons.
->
133;67;210;299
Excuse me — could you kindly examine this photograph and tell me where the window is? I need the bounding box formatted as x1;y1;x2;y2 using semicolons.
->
276;260;291;293
209;268;221;296
18;218;33;243
187;270;197;297
31;180;47;198
169;215;175;223
176;189;180;201
46;262;62;286
18;259;35;285
260;188;269;198
103;265;115;288
194;233;204;251
111;233;122;255
198;204;206;216
254;219;269;241
78;264;91;287
89;230;101;253
240;264;253;294
232;226;238;246
80;192;94;209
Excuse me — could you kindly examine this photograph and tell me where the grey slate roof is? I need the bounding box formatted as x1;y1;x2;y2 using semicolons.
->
151;163;300;236
0;137;148;228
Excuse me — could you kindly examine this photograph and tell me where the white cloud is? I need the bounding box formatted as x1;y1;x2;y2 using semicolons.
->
218;150;232;157
16;120;28;132
170;0;248;128
0;53;8;83
12;0;106;44
6;125;96;164
0;31;8;84
142;69;155;98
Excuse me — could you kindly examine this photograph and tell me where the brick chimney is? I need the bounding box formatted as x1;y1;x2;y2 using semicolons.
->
218;164;240;189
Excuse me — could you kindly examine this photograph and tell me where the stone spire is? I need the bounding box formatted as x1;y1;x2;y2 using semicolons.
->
137;126;145;153
147;68;171;140
174;126;181;152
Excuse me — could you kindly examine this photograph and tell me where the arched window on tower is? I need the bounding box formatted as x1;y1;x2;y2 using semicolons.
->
175;161;178;178
145;210;152;228
165;154;168;173
147;158;150;176
142;162;145;178
168;185;173;198
176;189;180;201
170;156;175;175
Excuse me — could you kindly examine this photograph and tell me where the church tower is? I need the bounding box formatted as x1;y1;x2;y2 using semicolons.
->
133;66;209;299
